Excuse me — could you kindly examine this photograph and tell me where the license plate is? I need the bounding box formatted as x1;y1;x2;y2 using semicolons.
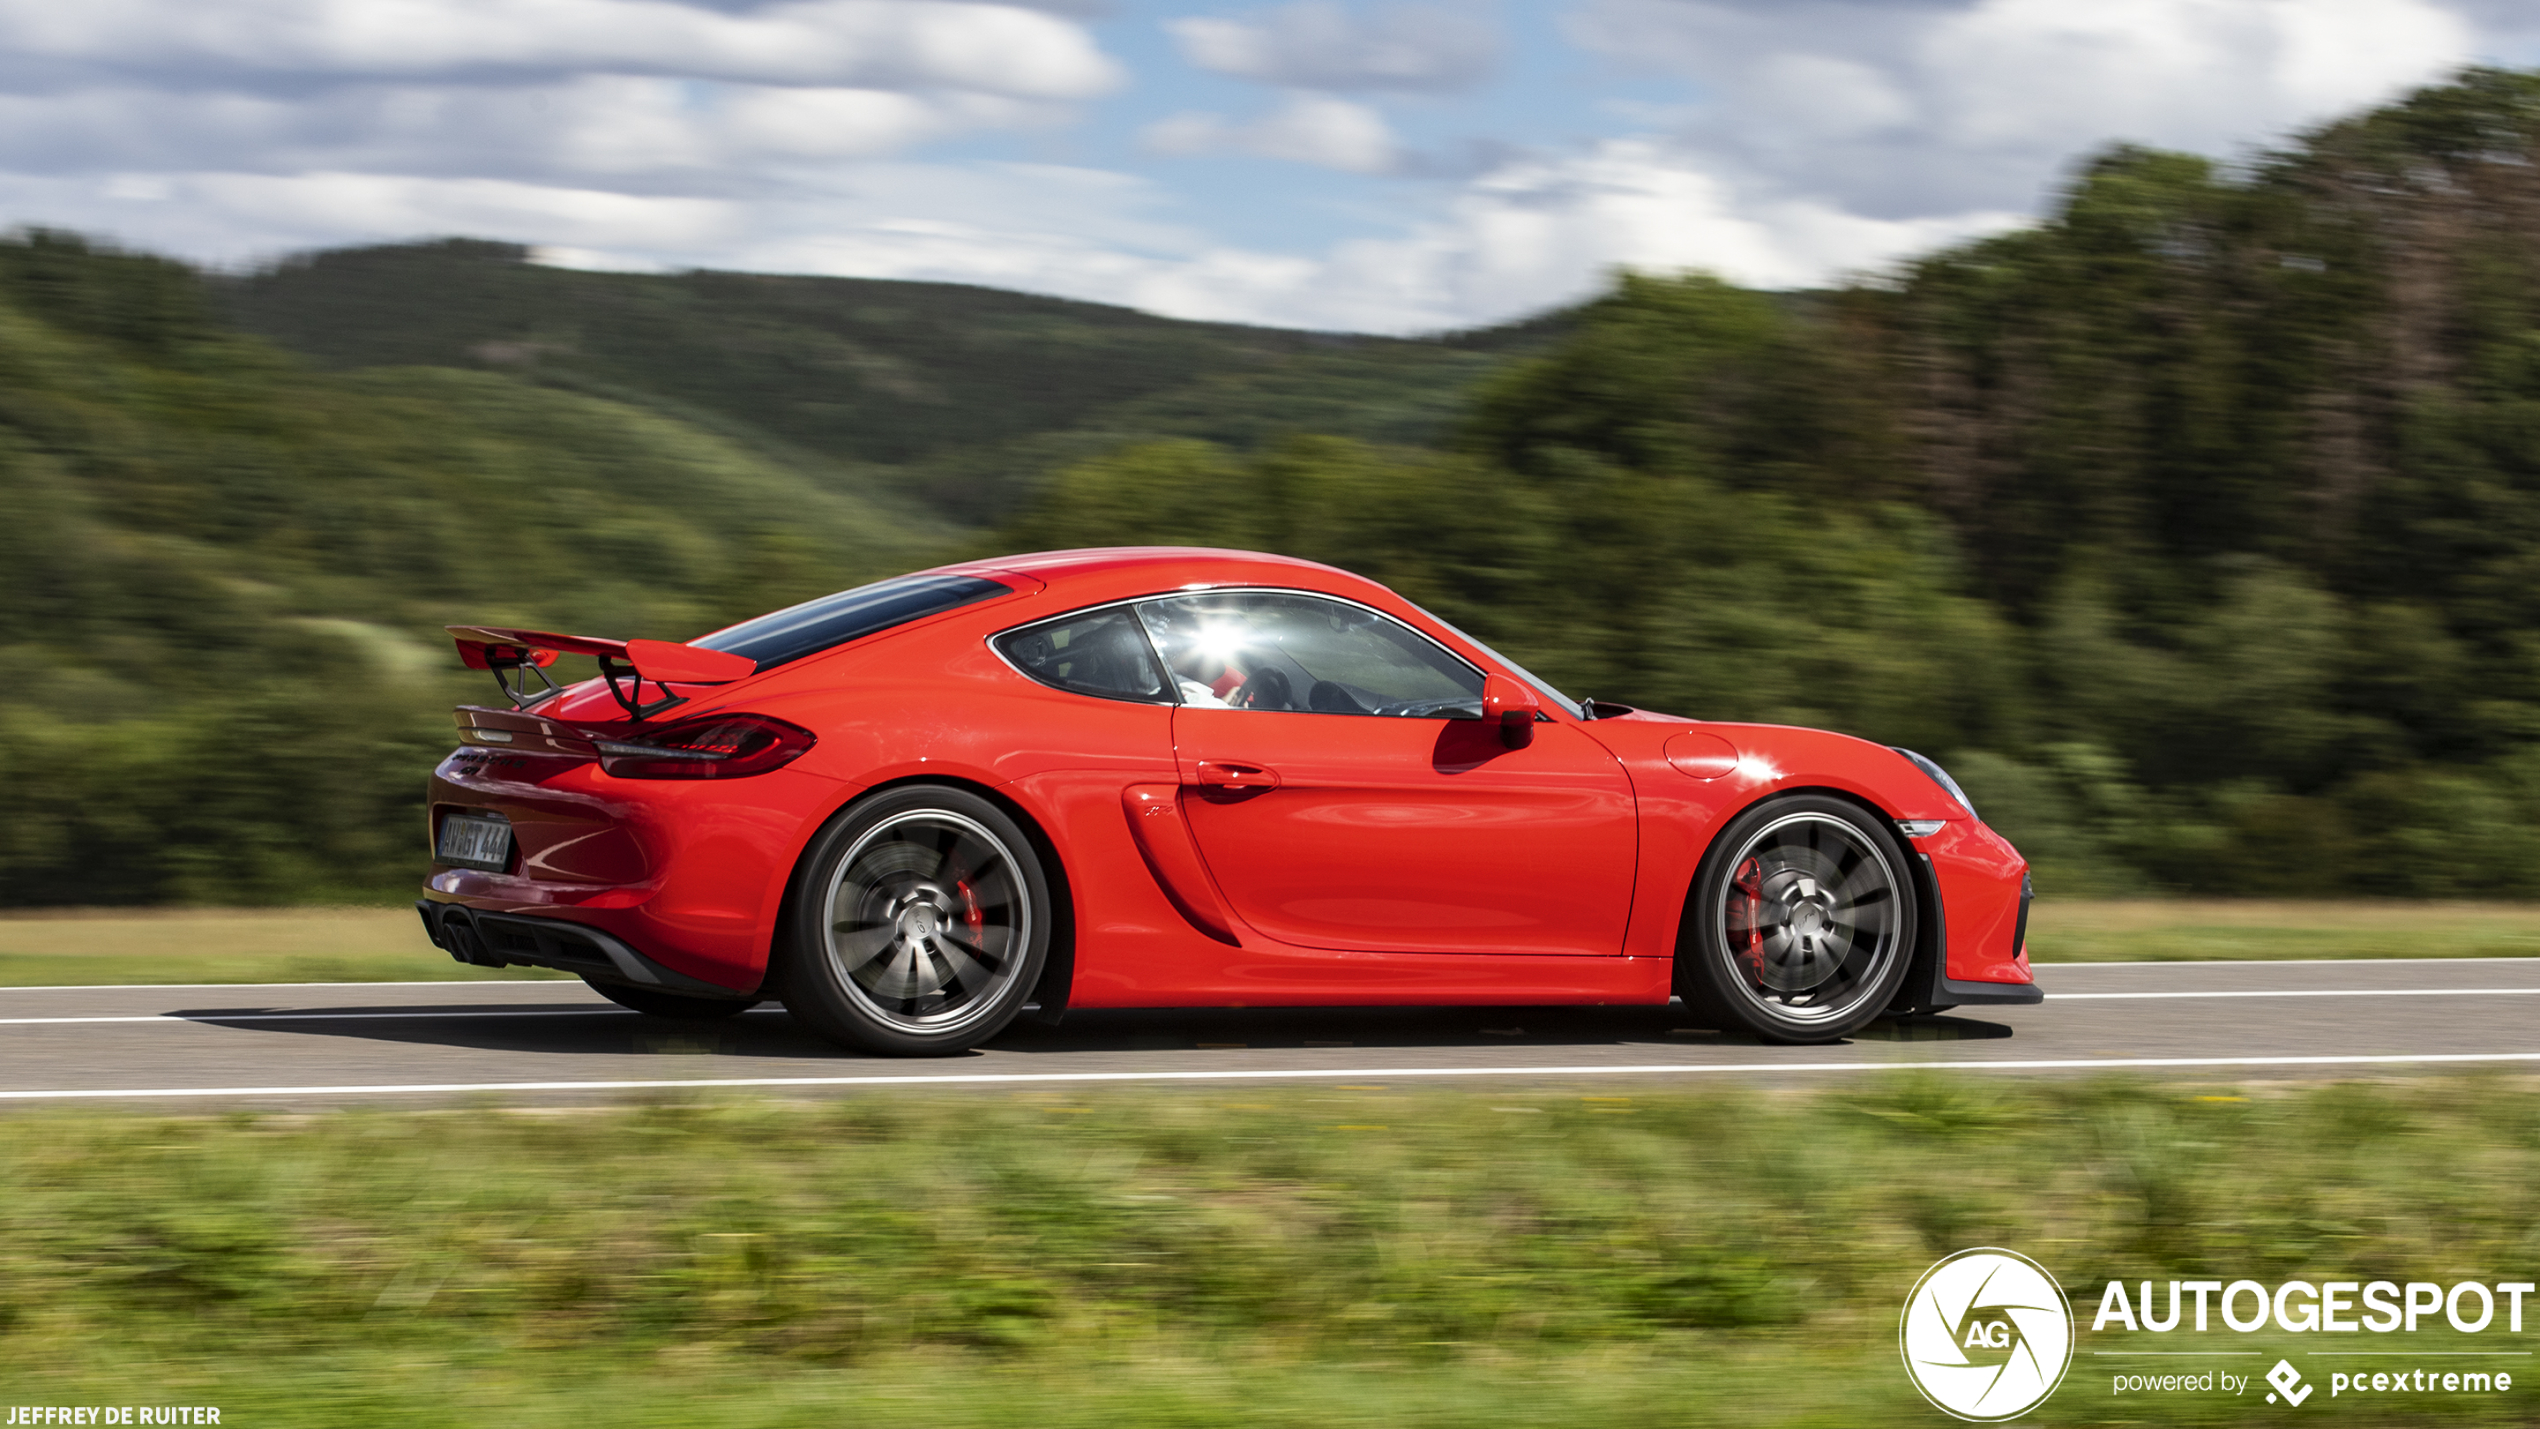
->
435;813;513;872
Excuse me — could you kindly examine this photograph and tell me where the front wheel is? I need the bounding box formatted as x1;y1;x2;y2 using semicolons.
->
777;785;1052;1056
1678;795;1918;1043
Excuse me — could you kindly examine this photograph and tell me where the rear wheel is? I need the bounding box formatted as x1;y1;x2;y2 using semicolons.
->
1678;794;1917;1043
580;977;759;1019
778;786;1051;1056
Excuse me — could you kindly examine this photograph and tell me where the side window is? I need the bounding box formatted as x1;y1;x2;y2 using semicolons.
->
995;607;1172;704
1138;592;1484;717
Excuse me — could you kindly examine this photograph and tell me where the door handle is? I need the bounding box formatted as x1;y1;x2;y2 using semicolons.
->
1192;760;1281;790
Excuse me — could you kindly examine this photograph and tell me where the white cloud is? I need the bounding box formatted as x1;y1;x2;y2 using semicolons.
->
1923;0;2469;150
718;86;1051;161
1745;54;1913;142
0;0;1138;276
683;141;1820;332
1143;93;1403;172
1213;137;2022;330
1247;94;1400;171
0;0;1112;197
1570;0;2476;216
510;78;1059;175
0;0;1124;100
0;77;1062;183
219;171;735;249
1167;0;1498;93
0;161;1187;295
0;167;738;262
2;136;2021;333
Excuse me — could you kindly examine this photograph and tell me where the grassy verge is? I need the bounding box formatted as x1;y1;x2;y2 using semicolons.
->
2027;900;2540;963
0;907;565;986
1;1078;2534;1425
1;898;2534;988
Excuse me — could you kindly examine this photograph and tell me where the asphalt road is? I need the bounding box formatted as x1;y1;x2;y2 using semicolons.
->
3;958;2537;1108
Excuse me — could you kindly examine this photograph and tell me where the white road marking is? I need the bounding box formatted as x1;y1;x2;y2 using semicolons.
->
0;980;581;991
0;1010;618;1026
5;1050;2540;1100
0;1008;785;1026
2030;957;2540;968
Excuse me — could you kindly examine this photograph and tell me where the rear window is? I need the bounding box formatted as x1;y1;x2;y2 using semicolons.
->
696;573;1012;670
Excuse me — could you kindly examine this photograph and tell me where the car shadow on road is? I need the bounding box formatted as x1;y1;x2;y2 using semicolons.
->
991;1005;2012;1053
158;999;2013;1061
160;1001;846;1060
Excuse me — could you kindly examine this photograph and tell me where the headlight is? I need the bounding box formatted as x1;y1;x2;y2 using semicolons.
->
1892;747;1975;819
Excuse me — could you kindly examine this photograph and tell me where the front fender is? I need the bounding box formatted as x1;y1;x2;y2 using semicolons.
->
1580;714;2027;986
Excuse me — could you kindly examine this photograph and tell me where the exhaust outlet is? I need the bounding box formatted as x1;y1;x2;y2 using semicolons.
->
425;904;507;969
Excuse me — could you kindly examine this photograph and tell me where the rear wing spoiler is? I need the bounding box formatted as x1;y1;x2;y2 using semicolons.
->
448;626;757;721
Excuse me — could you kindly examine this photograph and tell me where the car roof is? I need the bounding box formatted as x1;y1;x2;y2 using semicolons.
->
931;547;1372;603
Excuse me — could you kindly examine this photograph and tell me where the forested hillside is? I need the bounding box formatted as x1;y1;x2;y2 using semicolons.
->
219;242;1539;523
7;68;2540;904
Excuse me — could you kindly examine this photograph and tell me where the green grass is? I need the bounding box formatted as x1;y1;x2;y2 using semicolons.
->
1;900;2532;988
2028;900;2540;962
0;908;565;986
1;1078;2535;1425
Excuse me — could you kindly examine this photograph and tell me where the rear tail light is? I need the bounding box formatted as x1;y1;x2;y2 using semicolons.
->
595;714;815;780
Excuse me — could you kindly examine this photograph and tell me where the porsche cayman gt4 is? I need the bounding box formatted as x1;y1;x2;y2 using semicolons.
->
419;547;2037;1054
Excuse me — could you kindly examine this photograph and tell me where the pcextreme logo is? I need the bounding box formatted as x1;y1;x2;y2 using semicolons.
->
1901;1248;2077;1421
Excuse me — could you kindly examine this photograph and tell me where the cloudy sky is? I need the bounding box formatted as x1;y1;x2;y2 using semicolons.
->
7;0;2538;333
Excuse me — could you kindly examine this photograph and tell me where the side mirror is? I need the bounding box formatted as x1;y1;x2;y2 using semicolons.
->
1482;672;1540;748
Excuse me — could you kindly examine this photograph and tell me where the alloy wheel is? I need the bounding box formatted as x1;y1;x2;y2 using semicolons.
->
1713;810;1906;1026
823;809;1034;1035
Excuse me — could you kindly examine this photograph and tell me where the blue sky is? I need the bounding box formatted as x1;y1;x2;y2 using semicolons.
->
3;0;2537;333
1059;4;1669;251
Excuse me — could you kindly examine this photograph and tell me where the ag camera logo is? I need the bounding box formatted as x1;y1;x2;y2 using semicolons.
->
1902;1248;2076;1421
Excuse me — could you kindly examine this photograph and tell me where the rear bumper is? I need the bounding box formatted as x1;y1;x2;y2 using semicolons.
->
416;900;741;997
422;749;853;994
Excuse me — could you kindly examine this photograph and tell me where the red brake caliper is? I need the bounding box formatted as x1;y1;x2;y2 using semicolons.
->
1733;857;1766;982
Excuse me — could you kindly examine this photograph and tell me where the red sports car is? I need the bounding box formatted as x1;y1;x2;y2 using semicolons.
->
419;547;2037;1053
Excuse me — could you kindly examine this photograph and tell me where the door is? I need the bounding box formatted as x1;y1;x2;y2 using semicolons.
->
1141;591;1638;956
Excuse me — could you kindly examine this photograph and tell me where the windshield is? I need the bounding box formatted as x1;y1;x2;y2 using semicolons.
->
697;573;1012;670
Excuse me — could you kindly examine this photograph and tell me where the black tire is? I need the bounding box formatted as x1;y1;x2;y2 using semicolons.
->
777;785;1052;1056
581;976;760;1019
1678;794;1918;1043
